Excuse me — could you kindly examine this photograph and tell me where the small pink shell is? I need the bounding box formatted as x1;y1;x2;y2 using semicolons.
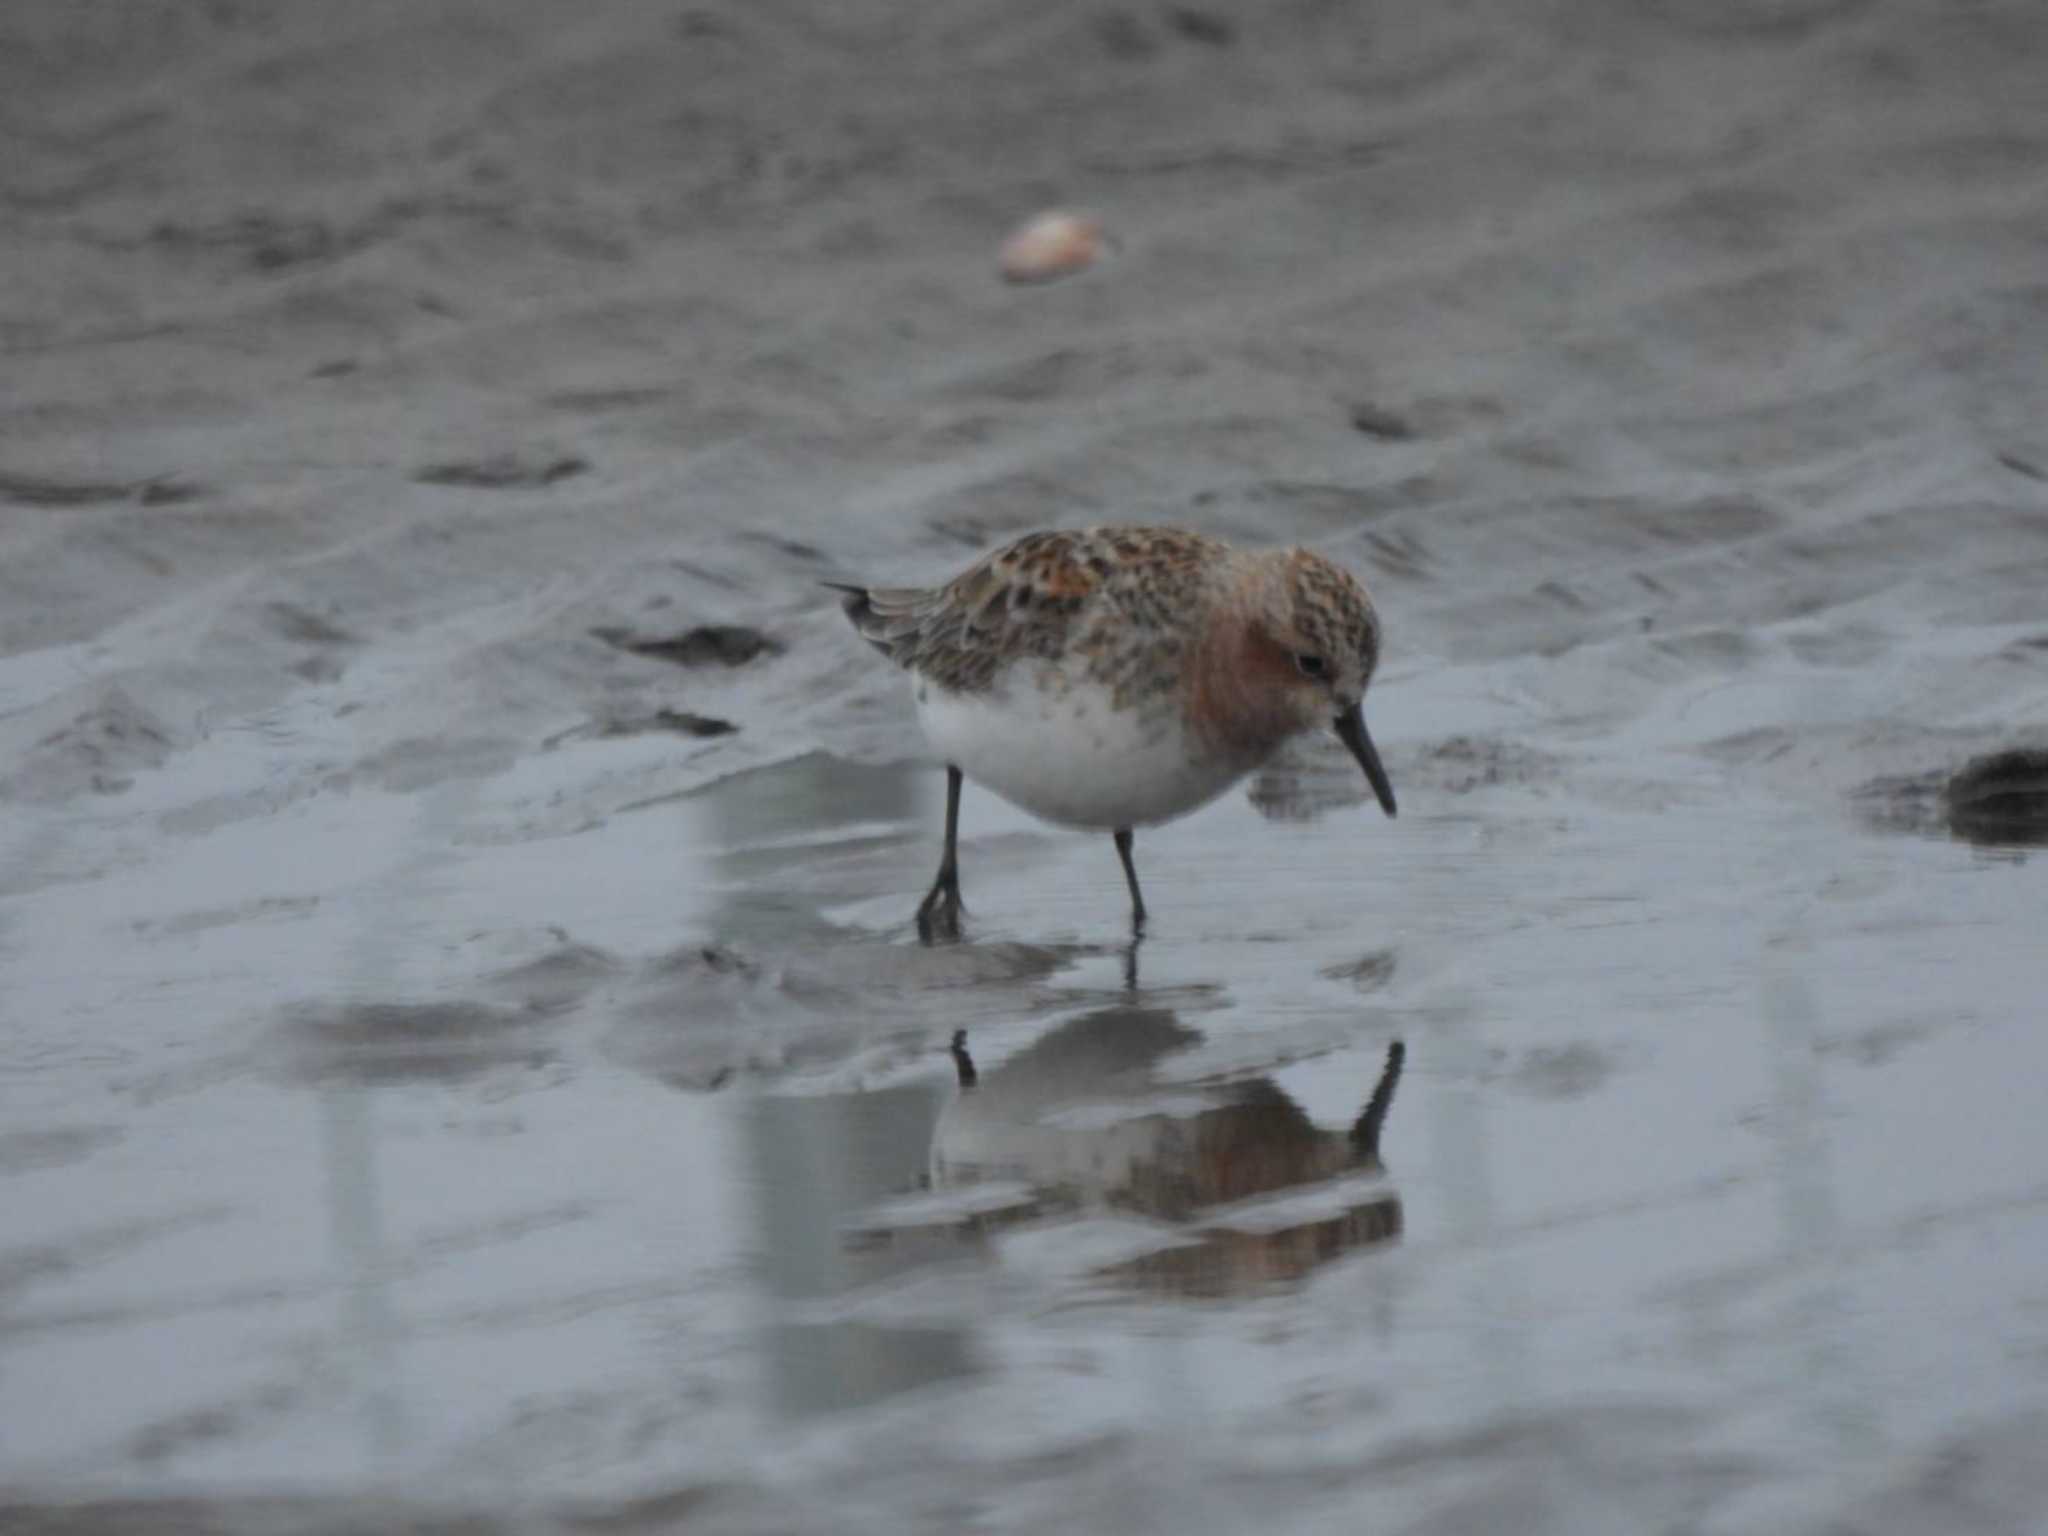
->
998;210;1104;285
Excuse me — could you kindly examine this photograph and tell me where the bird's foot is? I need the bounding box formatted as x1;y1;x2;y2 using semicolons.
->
915;878;964;943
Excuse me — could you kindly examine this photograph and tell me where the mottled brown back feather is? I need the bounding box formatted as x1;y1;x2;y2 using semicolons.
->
831;527;1231;695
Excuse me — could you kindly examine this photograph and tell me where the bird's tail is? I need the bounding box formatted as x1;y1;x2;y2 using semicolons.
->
823;579;932;668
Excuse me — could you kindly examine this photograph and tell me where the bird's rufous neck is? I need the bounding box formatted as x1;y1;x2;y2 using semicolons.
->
1184;583;1305;764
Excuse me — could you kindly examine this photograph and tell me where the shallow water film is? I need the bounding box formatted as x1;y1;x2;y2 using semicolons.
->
6;1;2048;1532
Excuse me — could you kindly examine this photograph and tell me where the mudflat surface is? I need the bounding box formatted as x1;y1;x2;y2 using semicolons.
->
4;2;2048;1531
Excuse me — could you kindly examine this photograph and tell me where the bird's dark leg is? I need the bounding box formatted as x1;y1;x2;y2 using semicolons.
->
1112;827;1146;933
916;765;966;942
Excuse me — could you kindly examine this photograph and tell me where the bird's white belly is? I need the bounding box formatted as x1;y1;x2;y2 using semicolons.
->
914;665;1251;831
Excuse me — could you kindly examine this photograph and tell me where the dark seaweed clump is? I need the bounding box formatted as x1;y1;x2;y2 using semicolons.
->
1944;749;2048;847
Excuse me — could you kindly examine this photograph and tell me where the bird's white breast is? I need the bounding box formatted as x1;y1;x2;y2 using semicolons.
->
913;662;1251;831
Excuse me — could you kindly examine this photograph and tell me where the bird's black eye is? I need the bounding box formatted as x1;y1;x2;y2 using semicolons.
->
1295;653;1328;679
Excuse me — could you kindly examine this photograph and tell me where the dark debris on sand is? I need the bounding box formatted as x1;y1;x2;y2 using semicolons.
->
602;709;737;738
0;469;206;507
590;624;782;668
1943;748;2048;847
1856;746;2048;849
413;454;589;489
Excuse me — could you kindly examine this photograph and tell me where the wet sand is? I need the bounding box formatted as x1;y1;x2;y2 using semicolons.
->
5;1;2048;1531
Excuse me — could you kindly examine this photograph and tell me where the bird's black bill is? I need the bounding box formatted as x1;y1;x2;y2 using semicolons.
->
1334;704;1397;818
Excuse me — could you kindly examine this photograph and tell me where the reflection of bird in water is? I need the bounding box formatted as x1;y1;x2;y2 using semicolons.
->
920;1007;1404;1298
947;1028;978;1087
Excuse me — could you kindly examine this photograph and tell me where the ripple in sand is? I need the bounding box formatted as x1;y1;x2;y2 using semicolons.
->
275;1000;560;1086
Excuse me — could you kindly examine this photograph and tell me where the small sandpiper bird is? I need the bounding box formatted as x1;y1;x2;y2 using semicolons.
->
832;525;1396;939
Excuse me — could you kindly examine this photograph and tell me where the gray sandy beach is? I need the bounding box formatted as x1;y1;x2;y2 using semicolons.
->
4;1;2048;1530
